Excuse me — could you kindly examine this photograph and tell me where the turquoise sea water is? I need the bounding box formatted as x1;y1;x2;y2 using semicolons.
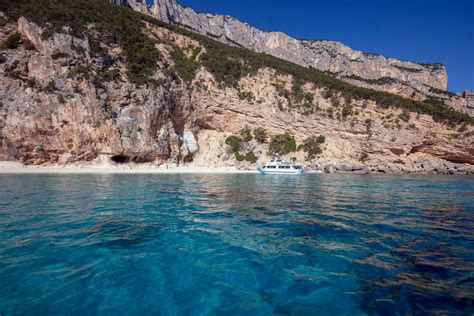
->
0;174;473;315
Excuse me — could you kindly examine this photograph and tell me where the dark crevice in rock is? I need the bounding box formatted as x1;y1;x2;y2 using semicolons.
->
110;154;130;164
442;156;474;165
389;148;405;156
131;155;155;163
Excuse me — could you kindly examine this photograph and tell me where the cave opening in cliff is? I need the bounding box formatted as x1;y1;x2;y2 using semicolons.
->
132;155;155;164
110;154;130;164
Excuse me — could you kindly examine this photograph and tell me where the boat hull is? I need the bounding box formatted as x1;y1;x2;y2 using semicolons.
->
258;168;304;175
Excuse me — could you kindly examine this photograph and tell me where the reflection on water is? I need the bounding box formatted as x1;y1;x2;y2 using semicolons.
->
0;174;473;314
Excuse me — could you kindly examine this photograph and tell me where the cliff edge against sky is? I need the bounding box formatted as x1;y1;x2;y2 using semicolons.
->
121;0;473;115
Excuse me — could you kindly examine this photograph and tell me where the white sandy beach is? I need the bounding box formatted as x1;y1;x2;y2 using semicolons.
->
0;161;259;174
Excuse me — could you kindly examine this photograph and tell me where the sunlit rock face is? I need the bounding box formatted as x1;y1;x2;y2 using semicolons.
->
120;0;471;115
143;1;447;92
106;0;471;114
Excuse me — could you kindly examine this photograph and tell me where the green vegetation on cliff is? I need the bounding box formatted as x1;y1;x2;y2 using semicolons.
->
2;0;472;124
300;135;325;161
239;126;253;142
170;44;198;83
269;133;297;154
253;128;268;143
2;0;160;86
225;128;260;163
226;130;325;161
225;135;242;154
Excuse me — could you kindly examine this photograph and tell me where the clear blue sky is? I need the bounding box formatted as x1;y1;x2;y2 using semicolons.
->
156;0;474;92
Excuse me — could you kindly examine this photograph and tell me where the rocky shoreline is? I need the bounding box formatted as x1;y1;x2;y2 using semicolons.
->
1;160;472;175
315;162;473;175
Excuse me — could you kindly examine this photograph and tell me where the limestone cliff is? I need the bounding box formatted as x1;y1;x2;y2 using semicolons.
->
1;1;473;174
154;0;447;91
114;0;471;115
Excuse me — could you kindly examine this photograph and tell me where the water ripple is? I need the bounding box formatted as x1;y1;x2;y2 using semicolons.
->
0;174;473;315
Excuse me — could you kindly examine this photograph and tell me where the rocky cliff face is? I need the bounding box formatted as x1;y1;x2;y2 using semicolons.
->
1;2;473;174
121;0;468;107
118;0;474;115
1;14;195;165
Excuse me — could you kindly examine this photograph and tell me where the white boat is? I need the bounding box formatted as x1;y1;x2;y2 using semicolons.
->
257;155;305;175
